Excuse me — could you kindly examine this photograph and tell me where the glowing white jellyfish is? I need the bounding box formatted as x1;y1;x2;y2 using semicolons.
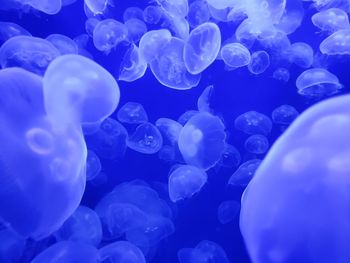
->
155;0;189;17
220;43;251;69
235;111;273;135
139;29;172;63
124;18;147;43
46;34;78;55
228;159;262;187
0;22;31;45
84;0;113;15
155;118;183;145
217;200;240;224
247;50;270;75
119;44;147;82
244;134;269;154
312;8;350;33
117;102;148;124
320;29;350;55
289;42;314;68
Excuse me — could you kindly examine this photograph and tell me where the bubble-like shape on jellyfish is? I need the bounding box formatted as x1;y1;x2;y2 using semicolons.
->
312;8;350;33
178;112;226;170
168;165;207;202
117;102;148;124
183;22;221;74
234;111;273;135
0;22;31;45
84;0;113;15
289;42;314;68
43;54;120;129
188;0;210;28
124;18;147;43
86;150;102;181
156;0;189;17
0;227;26;262
119;44;147;82
54;205;102;246
272;104;299;126
296;68;343;98
0;67;87;239
0;36;60;75
139;29;172;63
228;159;262;187
46;34;78;55
217;200;240;224
127;122;163;154
99;241;146;263
273;67;290;82
143;5;163;25
320;29;350;55
240;94;350;263
244;134;269;154
220;42;251;69
247;50;270;75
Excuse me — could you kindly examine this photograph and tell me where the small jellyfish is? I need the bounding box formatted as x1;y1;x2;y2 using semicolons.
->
0;228;26;263
155;118;183;145
143;6;163;25
289;42;314;68
228;159;262;187
117;102;148;124
124;18;147;43
0;21;31;45
93;19;128;53
272;104;299;126
217;200;240;224
220;42;251;69
244;134;269;154
187;0;210;28
99;241;146;263
86;150;102;181
183;22;221;74
320;29;350;55
168;165;207;202
119;44;147;82
84;0;113;15
139;29;172;63
46;34;78;55
234;111;273;135
123;6;144;22
85;18;100;38
158;145;179;163
197;85;214;113
220;144;241;169
178;112;226;170
275;0;304;35
273;67;290;82
178;110;199;125
0;36;60;75
127;122;163;154
312;8;350;33
247;50;270;75
156;0;189;17
296;68;343;98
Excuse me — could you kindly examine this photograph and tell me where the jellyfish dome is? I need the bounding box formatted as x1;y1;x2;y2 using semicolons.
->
320;29;350;55
220;42;251;69
312;8;350;33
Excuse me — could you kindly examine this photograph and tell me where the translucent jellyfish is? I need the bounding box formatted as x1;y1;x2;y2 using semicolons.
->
117;102;148;124
208;4;232;22
162;14;190;39
21;0;62;14
0;67;87;239
273;67;290;82
119;44;147;82
46;34;78;55
155;118;183;145
234;111;273;135
320;29;350;55
244;134;269;154
178;112;226;170
240;94;350;263
206;0;235;9
197;85;214;113
143;5;163;25
158;145;181;164
183;22;221;74
0;36;60;75
247;50;270;75
0;21;31;45
187;0;210;28
150;37;201;90
99;241;146;263
54;206;102;246
228;159;262;187
217;200;240;224
156;0;189;17
93;19;128;53
123;6;144;22
178;240;230;263
289;42;314;68
296;68;343;98
124;18;147;43
43;54;120;128
139;29;172;63
127;122;163;154
178;110;199;125
312;8;350;32
272;104;299;126
275;0;304;35
168;165;207;202
0;228;26;262
85;18;100;37
220;42;251;69
86;150;102;181
220;144;241;169
84;0;113;15
85;117;128;160
31;241;99;263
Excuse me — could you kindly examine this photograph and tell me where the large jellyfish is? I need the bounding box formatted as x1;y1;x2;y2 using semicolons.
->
0;22;31;45
46;34;78;55
139;29;172;63
217;200;240;224
99;241;146;263
117;102;148;124
228;159;262;187
178;112;226;170
240;94;350;263
187;0;210;28
183;22;221;74
155;118;183;145
247;50;270;75
234;111;273;135
119;44;147;82
312;8;350;33
319;29;350;55
220;43;251;69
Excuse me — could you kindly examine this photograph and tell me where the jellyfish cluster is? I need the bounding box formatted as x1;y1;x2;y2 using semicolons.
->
0;0;350;262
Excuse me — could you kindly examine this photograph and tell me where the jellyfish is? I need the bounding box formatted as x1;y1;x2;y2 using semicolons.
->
312;8;350;33
84;0;113;15
296;68;343;98
272;104;299;126
240;94;350;263
0;67;87;239
273;67;290;82
178;112;226;170
197;85;214;113
43;54;120;129
85;18;100;37
143;6;163;25
244;134;269;154
119;44;147;82
158;145;182;164
117;102;148;124
275;0;304;35
162;14;190;39
206;0;235;9
123;6;145;22
320;29;350;55
99;241;146;263
86;150;102;181
124;18;147;43
289;42;314;68
168;165;208;202
22;0;62;14
228;159;262;187
54;206;102;246
220;144;242;169
0;227;26;263
156;0;189;17
183;22;221;74
247;50;270;75
155;118;183;145
31;241;99;263
217;200;240;224
0;36;60;75
127;122;163;154
0;21;31;45
93;19;128;53
178;110;199;125
234;111;273;135
187;0;210;28
46;34;78;55
85;117;128;160
220;42;251;69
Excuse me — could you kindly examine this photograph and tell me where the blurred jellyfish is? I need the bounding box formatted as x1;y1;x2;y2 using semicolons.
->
183;22;221;74
168;165;207;202
296;68;343;98
240;94;350;263
99;241;146;263
0;21;31;45
312;8;349;33
272;104;299;126
139;29;172;63
235;111;273;135
220;144;241;169
127;122;163;154
0;228;26;263
228;159;262;187
220;43;251;69
244;134;269;154
0;36;60;75
275;0;304;35
155;118;183;145
187;0;210;28
208;4;232;22
85;117;128;160
178;110;199;125
197;85;214;113
273;67;290;82
117;102;148;124
54;206;102;246
119;44;147;82
93;19;128;53
25;0;62;14
84;0;113;15
124;18;147;43
86;150;102;181
248;50;270;75
162;14;190;39
123;6;144;22
206;0;235;10
320;29;350;55
158;145;182;164
143;5;163;25
156;0;189;17
46;34;78;55
289;42;314;68
85;18;100;37
217;200;240;224
178;112;226;170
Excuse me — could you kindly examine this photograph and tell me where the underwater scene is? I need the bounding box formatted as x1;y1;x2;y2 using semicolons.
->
0;0;350;262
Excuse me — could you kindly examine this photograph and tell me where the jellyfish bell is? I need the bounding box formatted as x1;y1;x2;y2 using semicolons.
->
312;8;350;33
0;22;31;45
320;29;350;55
228;159;262;187
99;241;146;263
119;44;147;82
84;0;114;15
187;0;210;28
247;50;270;75
234;111;273;135
124;18;147;43
217;200;240;224
220;42;251;69
117;102;148;124
244;134;269;154
139;29;172;63
46;34;78;55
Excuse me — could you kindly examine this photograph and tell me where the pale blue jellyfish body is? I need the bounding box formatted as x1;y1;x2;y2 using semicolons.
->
156;0;189;17
240;94;350;263
0;22;31;45
320;29;350;55
197;85;214;113
245;134;269;154
86;150;102;181
178;112;226;170
123;6;144;22
84;0;112;15
119;44;147;82
99;241;146;263
139;29;172;63
217;200;240;224
178;110;199;125
183;22;221;74
220;43;251;69
206;0;235;9
187;0;210;28
248;50;270;75
0;36;60;75
273;67;290;82
228;159;262;187
234;111;273;135
124;18;147;43
24;0;62;14
46;34;78;55
276;0;304;34
168;165;208;202
117;102;148;124
220;144;242;169
85;18;100;37
162;14;190;39
272;104;299;126
143;6;163;25
289;42;314;68
0;228;26;263
312;8;350;32
155;118;183;145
